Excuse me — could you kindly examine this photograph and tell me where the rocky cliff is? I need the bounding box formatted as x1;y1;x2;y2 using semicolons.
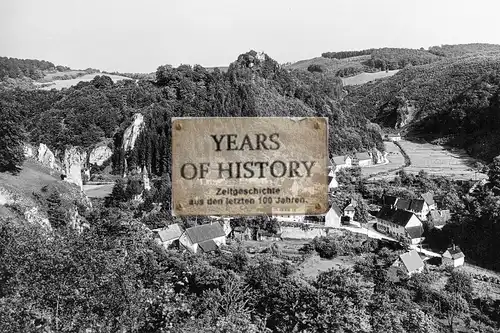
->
36;143;58;170
63;147;84;190
372;148;388;164
122;113;144;152
89;144;113;166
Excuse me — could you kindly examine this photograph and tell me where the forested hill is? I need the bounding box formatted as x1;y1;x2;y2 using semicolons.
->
0;50;384;178
343;49;500;161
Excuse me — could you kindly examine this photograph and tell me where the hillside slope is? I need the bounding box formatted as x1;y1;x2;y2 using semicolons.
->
0;159;91;229
344;51;500;161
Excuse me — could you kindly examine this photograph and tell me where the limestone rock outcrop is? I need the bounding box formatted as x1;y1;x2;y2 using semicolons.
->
123;113;144;152
89;145;113;166
37;143;57;169
63;147;84;190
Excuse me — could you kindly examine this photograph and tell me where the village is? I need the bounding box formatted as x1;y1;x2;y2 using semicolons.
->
146;132;479;280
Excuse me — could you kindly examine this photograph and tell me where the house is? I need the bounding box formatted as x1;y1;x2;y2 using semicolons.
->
151;224;183;249
408;199;430;221
442;246;465;267
230;226;253;241
179;223;226;254
377;208;424;244
390;197;429;221
343;201;356;220
325;203;343;227
394;198;410;210
353;152;372;167
385;133;402;142
272;207;306;223
427;210;451;229
392;250;425;275
331;155;352;172
421;192;437;211
311;203;343;227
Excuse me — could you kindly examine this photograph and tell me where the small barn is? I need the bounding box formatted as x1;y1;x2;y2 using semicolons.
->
353;152;372;167
179;223;226;254
442;246;465;268
151;224;183;249
392;250;425;275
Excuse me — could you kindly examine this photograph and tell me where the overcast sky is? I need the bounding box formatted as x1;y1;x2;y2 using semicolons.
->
1;0;499;73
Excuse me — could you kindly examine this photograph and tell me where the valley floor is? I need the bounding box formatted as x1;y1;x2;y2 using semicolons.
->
367;139;487;181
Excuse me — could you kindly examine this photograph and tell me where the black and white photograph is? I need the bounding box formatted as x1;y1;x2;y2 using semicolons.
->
1;0;500;332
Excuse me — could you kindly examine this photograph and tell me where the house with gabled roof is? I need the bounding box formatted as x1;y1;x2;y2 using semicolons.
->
151;224;183;249
377;208;424;244
395;198;411;211
442;245;465;267
343;200;357;220
179;223;226;254
427;210;451;229
392;250;425;275
331;155;352;172
421;192;436;211
353;152;372;167
408;199;430;220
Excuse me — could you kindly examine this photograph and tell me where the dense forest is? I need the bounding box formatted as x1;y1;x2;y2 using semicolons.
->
0;57;58;80
0;51;384;178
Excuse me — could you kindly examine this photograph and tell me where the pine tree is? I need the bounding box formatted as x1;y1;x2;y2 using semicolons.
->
105;178;126;207
0;103;26;173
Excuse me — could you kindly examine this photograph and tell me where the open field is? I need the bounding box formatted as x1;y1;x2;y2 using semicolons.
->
369;140;487;181
362;141;405;178
34;73;134;90
398;140;487;180
83;183;114;198
341;69;399;86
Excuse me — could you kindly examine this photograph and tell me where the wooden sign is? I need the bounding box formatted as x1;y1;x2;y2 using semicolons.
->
171;117;328;216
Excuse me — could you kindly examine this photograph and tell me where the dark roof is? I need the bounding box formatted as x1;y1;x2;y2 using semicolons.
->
154;224;183;242
409;199;425;213
383;195;398;207
444;247;464;259
377;206;395;220
379;209;416;227
399;250;425;273
198;239;219;253
329;203;343;217
185;223;225;244
421;192;435;206
395;199;411;211
355;152;371;161
406;225;424;239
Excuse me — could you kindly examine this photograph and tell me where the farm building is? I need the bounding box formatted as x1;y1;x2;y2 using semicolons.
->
151;223;183;249
230;226;253;241
427;210;451;229
179;223;226;254
331;155;352;171
310;203;343;227
392;250;425;275
388;196;430;221
343;201;356;219
442;246;465;267
377;208;424;244
353;152;372;167
385;133;402;142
